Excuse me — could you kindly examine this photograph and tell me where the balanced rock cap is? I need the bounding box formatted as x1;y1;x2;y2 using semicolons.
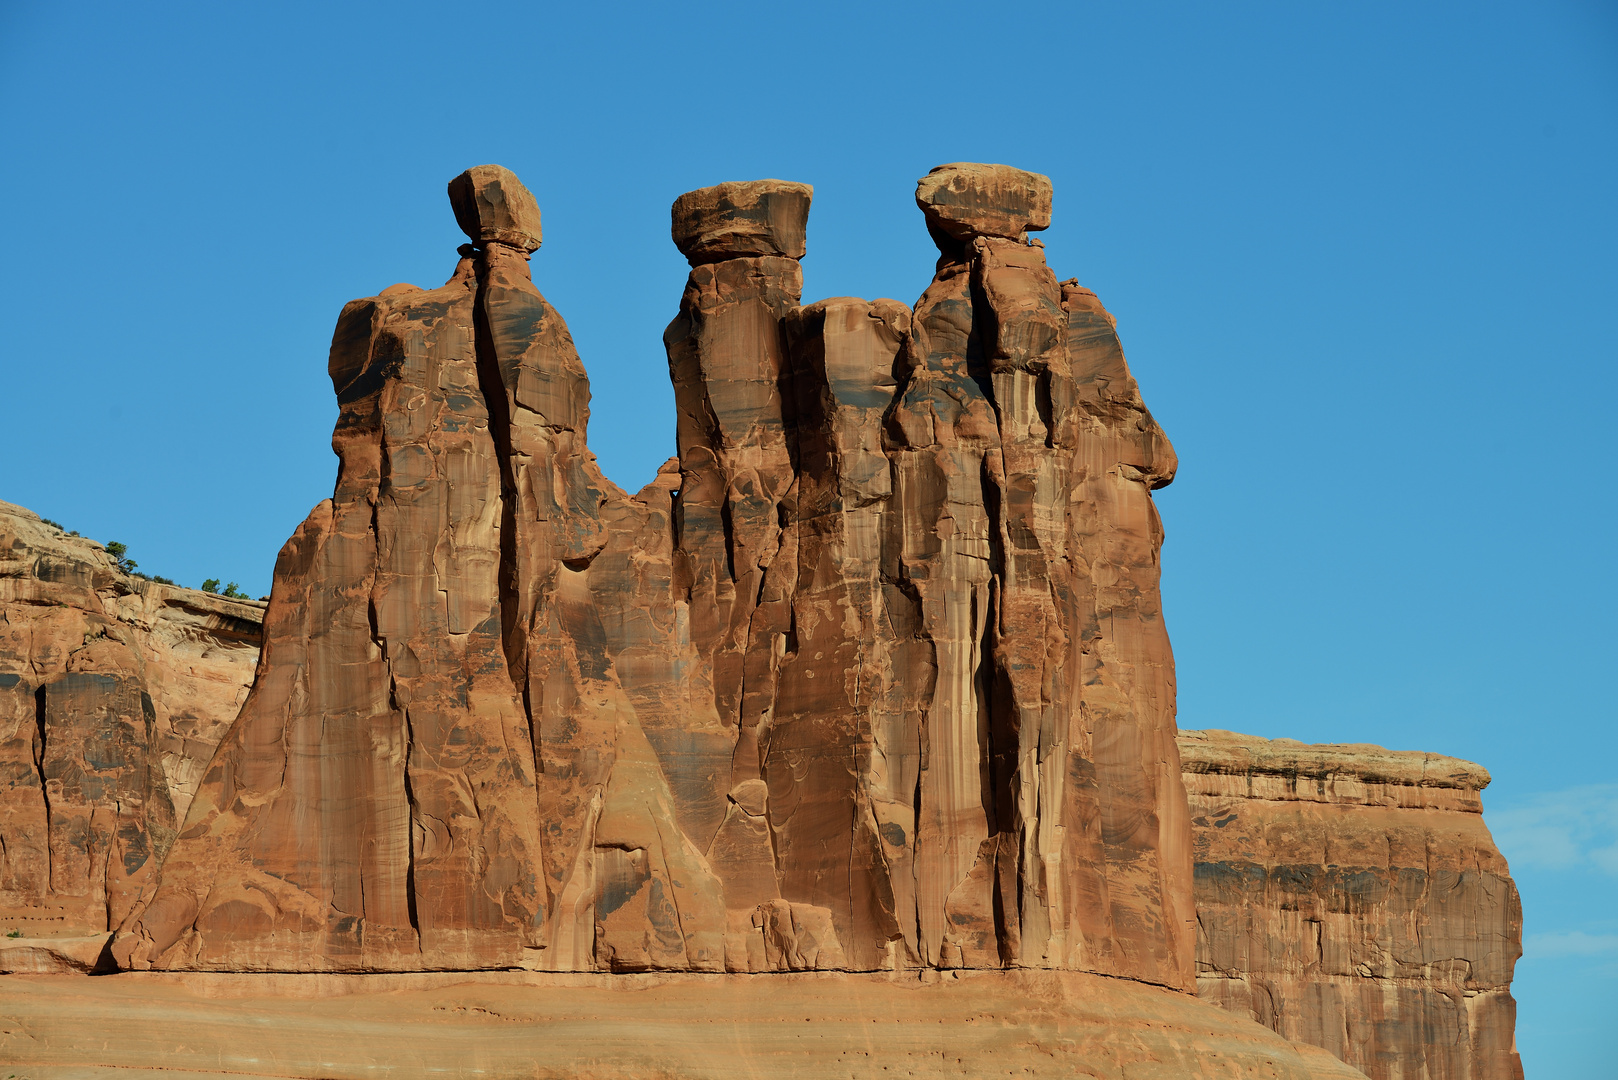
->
448;164;543;252
915;163;1052;244
671;179;812;264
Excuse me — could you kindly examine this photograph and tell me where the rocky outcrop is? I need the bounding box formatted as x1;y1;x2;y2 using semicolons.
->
0;501;262;948
1181;729;1523;1080
112;162;1195;986
648;164;1194;981
3;160;1542;1079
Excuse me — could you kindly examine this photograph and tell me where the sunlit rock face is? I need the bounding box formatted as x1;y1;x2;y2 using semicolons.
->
1181;729;1524;1080
0;501;262;954
113;162;1189;986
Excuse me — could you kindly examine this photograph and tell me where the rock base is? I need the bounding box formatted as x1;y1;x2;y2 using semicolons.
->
1;969;1366;1079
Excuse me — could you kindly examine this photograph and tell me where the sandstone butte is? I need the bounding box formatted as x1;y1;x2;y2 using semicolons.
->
1181;729;1523;1080
0;164;1520;1080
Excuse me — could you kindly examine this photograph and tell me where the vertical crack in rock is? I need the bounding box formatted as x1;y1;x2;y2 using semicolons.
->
32;681;51;891
400;704;420;947
969;217;1069;971
469;254;530;719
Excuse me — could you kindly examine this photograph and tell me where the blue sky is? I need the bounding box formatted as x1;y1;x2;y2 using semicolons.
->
2;1;1613;1072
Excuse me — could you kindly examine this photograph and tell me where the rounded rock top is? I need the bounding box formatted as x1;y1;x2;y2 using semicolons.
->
671;180;813;265
915;163;1052;244
448;164;543;252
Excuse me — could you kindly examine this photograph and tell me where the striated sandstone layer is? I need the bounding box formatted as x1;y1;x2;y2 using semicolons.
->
1180;729;1522;1080
0;968;1367;1079
0;501;262;959
114;161;1195;987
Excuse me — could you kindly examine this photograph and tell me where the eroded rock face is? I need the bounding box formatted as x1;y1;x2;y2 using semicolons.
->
915;162;1053;249
671;179;812;263
114;163;1189;987
1181;729;1524;1080
0;502;262;943
448;163;543;252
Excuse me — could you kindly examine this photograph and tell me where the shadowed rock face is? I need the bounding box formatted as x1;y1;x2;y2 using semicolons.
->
111;162;1180;988
1181;730;1524;1080
0;502;262;949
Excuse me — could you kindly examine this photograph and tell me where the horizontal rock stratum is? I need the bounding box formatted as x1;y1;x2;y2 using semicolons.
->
1181;730;1524;1080
0;163;1522;1078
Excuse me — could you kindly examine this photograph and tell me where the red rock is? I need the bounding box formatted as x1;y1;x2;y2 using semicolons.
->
671;179;813;263
0;501;262;948
1055;278;1192;986
915;161;1053;249
115;166;725;975
117;242;546;971
109;164;1199;986
3;162;1541;1077
94;170;1498;1080
1181;729;1523;1080
448;164;542;252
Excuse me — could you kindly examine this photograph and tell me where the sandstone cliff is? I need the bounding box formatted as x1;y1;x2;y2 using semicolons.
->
1181;729;1523;1080
112;163;1195;986
0;501;261;963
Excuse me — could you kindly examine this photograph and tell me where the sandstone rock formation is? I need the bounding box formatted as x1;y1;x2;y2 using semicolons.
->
0;501;261;959
1181;729;1523;1080
0;162;1533;1079
113;162;1195;986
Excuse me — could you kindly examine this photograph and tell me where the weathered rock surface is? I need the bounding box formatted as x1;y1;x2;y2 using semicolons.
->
448;163;543;252
915;161;1053;249
0;501;262;953
112;162;1196;988
671;179;813;262
0;968;1368;1079
1181;729;1523;1080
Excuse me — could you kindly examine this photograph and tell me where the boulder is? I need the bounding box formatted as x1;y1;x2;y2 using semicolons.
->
448;163;543;251
671;179;813;263
915;161;1053;245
